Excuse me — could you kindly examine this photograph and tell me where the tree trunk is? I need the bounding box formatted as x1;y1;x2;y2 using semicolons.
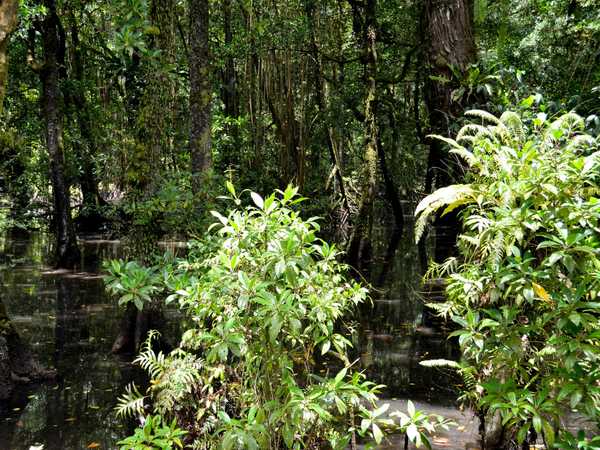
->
347;0;378;271
67;12;106;232
219;0;240;168
222;0;238;119
0;0;18;112
424;0;476;185
423;0;476;261
306;0;349;213
189;0;212;192
0;299;55;400
39;0;80;268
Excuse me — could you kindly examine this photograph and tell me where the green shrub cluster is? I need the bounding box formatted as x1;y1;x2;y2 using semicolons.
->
417;109;600;447
109;185;452;449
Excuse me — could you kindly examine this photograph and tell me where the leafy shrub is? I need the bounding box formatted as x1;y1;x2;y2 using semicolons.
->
117;414;187;450
113;185;452;448
105;260;164;310
416;109;600;447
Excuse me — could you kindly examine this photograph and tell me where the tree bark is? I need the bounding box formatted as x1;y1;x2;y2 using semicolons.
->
39;0;80;268
189;0;212;192
0;0;18;112
423;0;476;261
424;0;475;189
222;0;238;119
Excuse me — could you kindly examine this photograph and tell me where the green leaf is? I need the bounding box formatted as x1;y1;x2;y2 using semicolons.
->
269;316;282;343
134;297;144;310
406;423;419;442
226;181;236;196
532;415;542;434
372;423;383;444
250;192;264;209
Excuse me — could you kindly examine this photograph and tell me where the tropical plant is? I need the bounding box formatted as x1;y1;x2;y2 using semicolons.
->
117;414;187;450
104;259;164;310
113;185;450;448
416;109;600;448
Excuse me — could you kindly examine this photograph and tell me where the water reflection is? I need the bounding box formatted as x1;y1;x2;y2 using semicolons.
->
0;235;139;450
355;222;460;403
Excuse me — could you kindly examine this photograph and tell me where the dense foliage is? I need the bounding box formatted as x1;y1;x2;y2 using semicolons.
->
0;0;598;447
416;109;600;448
109;186;452;448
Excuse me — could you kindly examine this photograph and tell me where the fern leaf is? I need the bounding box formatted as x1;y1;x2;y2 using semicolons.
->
456;123;492;143
419;359;460;369
449;147;477;167
414;184;475;243
115;383;146;418
549;112;584;134
464;109;500;124
426;134;463;150
499;111;525;143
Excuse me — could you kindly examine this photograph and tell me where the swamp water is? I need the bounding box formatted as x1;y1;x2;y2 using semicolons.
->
0;231;479;449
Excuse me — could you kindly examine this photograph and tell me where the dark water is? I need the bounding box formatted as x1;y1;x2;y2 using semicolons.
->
0;228;466;450
0;235;138;450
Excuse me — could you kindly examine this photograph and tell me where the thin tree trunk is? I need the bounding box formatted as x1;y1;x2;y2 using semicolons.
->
67;12;106;231
39;0;80;268
306;0;349;211
189;0;212;192
222;0;237;118
376;129;404;230
347;0;378;270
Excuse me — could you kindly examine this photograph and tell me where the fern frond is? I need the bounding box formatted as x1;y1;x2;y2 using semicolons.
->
426;134;464;150
550;112;584;134
424;257;459;280
419;359;461;369
460;365;478;392
135;331;166;379
456;124;489;142
152;352;202;415
464;109;500;125
115;383;146;418
425;301;454;318
414;184;475;243
568;135;596;152
449;147;477;167
499;111;525;143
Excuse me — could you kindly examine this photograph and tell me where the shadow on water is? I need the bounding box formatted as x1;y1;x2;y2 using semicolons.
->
0;224;468;449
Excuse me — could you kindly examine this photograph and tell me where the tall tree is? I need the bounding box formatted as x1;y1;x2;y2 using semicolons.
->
347;0;379;269
189;0;212;192
423;0;476;260
423;0;476;191
0;0;18;110
66;9;106;231
31;0;80;268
